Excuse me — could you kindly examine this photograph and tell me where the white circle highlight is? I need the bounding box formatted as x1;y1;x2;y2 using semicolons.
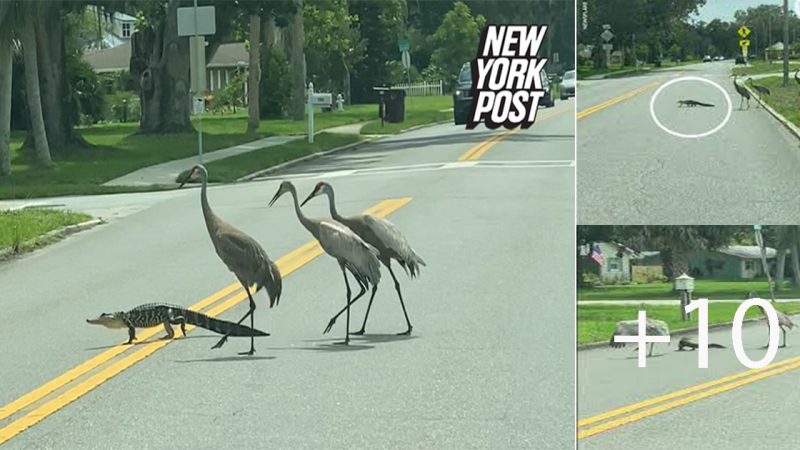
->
648;76;733;139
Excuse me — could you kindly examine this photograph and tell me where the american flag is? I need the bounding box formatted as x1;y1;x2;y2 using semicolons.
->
590;244;604;267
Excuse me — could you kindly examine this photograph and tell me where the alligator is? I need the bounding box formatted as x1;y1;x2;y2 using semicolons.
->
677;336;726;351
87;303;269;344
677;99;715;107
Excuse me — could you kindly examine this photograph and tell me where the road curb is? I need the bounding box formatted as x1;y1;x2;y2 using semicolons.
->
741;83;800;140
236;119;453;182
0;217;105;261
578;317;766;351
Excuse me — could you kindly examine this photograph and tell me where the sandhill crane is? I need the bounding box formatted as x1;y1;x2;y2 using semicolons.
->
733;75;751;109
747;78;771;96
749;292;795;348
181;165;281;355
269;181;381;345
301;181;425;336
609;318;670;357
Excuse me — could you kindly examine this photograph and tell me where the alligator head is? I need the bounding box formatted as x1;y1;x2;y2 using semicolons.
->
86;312;127;329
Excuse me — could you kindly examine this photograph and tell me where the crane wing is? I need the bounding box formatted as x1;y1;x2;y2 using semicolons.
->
318;220;381;285
362;215;426;273
214;228;276;288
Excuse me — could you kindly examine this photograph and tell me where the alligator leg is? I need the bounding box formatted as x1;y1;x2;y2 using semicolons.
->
169;315;187;336
161;319;175;340
126;326;136;345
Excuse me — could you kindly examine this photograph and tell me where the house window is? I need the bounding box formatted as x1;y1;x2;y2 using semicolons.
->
122;23;131;38
608;258;621;271
744;260;754;271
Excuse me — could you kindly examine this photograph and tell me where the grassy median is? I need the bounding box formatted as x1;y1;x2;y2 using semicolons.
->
578;301;800;345
0;208;91;252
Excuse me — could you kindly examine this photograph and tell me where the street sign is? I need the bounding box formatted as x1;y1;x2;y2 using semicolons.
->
401;50;410;70
738;24;750;38
600;29;614;42
739;39;750;48
398;37;410;52
177;6;216;36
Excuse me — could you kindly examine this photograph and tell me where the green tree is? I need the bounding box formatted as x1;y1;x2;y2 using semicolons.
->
349;0;406;103
428;2;485;89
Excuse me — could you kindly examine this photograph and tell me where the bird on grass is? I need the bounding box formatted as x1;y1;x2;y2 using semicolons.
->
609;317;670;357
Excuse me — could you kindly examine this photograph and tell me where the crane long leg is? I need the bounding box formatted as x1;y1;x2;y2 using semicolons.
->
336;264;352;345
352;284;378;335
388;263;413;335
782;327;787;348
324;270;367;335
211;283;257;353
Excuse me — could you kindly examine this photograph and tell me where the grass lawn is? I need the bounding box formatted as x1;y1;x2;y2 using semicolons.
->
360;96;452;135
577;60;698;79
746;76;800;126
578;301;800;345
732;60;800;76
202;132;361;183
0;208;91;251
578;279;800;301
0;105;379;201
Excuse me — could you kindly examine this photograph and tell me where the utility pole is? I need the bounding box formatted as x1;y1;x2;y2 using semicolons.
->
784;0;790;86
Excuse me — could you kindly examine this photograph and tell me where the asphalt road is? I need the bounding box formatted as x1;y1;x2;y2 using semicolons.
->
577;61;800;224
0;101;575;448
578;313;800;449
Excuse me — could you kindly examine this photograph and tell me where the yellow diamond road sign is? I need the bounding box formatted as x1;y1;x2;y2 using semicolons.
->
738;25;750;38
740;39;750;48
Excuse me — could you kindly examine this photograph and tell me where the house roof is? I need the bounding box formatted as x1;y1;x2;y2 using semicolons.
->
716;245;776;259
83;41;249;73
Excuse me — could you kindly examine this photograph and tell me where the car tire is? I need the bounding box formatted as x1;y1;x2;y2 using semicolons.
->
454;110;468;125
560;93;567;100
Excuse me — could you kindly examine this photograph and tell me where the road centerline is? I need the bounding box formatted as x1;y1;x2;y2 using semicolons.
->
0;197;413;446
577;80;660;120
577;353;800;439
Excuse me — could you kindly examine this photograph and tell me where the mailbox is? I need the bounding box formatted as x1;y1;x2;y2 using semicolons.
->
674;273;695;292
310;93;333;106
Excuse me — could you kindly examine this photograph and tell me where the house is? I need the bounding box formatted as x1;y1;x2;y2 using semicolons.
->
686;246;776;279
84;8;137;50
83;42;249;94
579;242;639;283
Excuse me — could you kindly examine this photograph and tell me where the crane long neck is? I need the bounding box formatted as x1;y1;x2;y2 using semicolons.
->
324;189;344;222
199;171;218;235
288;187;319;239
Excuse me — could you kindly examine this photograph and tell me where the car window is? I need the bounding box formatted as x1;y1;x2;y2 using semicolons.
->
564;71;575;80
458;65;471;83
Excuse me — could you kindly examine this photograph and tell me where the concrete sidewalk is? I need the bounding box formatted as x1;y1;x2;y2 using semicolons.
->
103;135;299;187
579;298;800;305
103;121;372;187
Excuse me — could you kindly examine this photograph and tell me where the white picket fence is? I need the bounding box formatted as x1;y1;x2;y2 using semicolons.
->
390;80;443;97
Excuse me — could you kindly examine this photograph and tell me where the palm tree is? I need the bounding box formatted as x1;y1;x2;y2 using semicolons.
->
13;1;51;166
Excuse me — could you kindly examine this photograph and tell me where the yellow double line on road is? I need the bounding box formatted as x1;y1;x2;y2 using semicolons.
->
578;353;800;439
576;80;660;120
0;197;412;446
457;104;573;161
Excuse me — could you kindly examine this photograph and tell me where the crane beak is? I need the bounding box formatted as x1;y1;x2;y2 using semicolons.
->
300;191;315;207
268;190;281;207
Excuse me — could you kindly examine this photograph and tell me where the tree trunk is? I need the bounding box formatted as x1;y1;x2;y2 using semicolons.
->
131;0;193;133
0;39;12;176
34;3;87;152
20;13;52;166
776;247;787;291
289;0;305;121
247;14;260;133
792;242;800;286
669;251;688;280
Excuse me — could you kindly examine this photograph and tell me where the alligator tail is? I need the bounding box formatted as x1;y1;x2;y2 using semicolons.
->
183;309;270;337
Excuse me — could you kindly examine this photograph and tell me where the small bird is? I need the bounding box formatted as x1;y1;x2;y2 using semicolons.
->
181;165;281;355
269;181;381;345
609;318;670;357
301;181;426;335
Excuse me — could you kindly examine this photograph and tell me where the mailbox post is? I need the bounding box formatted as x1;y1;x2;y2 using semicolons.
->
674;273;695;321
307;82;333;143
